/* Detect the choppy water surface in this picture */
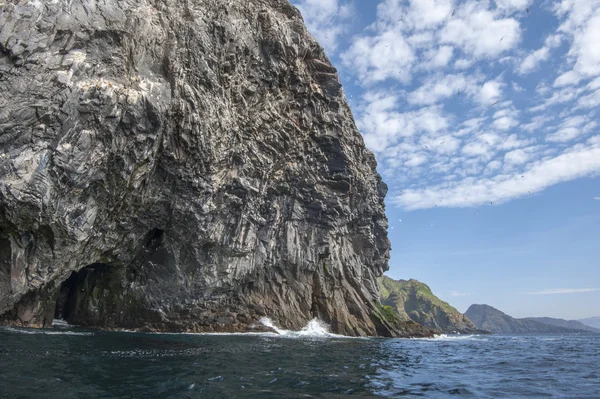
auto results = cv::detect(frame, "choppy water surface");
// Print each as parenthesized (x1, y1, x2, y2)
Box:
(0, 322, 598, 398)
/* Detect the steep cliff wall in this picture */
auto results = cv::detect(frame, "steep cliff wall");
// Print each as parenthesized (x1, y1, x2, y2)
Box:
(0, 0, 430, 337)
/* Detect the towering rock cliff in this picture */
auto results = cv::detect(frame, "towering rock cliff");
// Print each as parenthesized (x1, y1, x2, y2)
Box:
(0, 0, 430, 337)
(379, 277, 488, 334)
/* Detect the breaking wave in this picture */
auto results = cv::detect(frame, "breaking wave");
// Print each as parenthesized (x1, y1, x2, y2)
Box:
(51, 319, 75, 328)
(3, 318, 354, 339)
(414, 333, 488, 342)
(259, 317, 349, 339)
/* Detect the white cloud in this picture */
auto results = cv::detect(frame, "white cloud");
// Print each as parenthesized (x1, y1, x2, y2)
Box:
(551, 3, 600, 86)
(301, 0, 600, 212)
(521, 115, 554, 133)
(498, 133, 533, 151)
(376, 0, 454, 31)
(587, 77, 600, 91)
(357, 92, 450, 152)
(504, 147, 535, 165)
(518, 33, 563, 75)
(393, 137, 600, 210)
(512, 82, 525, 92)
(441, 2, 521, 58)
(554, 71, 581, 87)
(569, 10, 600, 77)
(485, 159, 502, 173)
(594, 196, 600, 200)
(545, 34, 563, 49)
(546, 127, 581, 142)
(518, 47, 550, 75)
(407, 32, 435, 48)
(408, 74, 479, 105)
(526, 288, 600, 295)
(494, 0, 532, 12)
(422, 46, 455, 70)
(450, 291, 475, 297)
(578, 88, 600, 108)
(454, 58, 473, 70)
(405, 153, 429, 167)
(494, 116, 518, 130)
(342, 29, 415, 84)
(546, 116, 597, 142)
(293, 0, 352, 54)
(478, 80, 503, 105)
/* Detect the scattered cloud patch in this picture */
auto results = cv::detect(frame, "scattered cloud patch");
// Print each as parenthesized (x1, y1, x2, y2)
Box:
(450, 291, 475, 297)
(341, 30, 415, 84)
(519, 47, 550, 75)
(292, 0, 353, 54)
(494, 0, 532, 13)
(440, 2, 522, 58)
(546, 115, 598, 143)
(393, 140, 600, 210)
(478, 80, 503, 105)
(299, 0, 600, 211)
(518, 34, 562, 75)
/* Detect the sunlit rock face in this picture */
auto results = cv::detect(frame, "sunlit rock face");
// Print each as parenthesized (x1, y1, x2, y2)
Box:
(0, 0, 430, 337)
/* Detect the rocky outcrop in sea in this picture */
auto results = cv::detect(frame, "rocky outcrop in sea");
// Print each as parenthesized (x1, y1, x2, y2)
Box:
(0, 0, 433, 337)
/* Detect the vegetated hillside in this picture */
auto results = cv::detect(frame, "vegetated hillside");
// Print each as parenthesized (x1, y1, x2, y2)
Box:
(379, 277, 488, 334)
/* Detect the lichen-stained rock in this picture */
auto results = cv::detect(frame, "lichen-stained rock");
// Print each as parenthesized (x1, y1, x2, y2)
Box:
(0, 0, 429, 337)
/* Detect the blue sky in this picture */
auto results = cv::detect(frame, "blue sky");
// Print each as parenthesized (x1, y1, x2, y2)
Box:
(292, 0, 600, 320)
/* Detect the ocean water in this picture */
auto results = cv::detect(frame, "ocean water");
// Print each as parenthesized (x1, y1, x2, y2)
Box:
(0, 320, 598, 398)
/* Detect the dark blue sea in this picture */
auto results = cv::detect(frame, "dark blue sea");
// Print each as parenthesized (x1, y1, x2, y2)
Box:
(1, 320, 598, 398)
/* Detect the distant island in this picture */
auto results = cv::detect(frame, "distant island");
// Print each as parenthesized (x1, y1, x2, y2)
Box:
(578, 316, 600, 330)
(465, 304, 600, 334)
(522, 317, 600, 334)
(379, 277, 489, 334)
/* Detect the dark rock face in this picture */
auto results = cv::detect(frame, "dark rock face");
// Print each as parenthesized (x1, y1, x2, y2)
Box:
(0, 0, 430, 337)
(465, 305, 594, 334)
(379, 277, 489, 334)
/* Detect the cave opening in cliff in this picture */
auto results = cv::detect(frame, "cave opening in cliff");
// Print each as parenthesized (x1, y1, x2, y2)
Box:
(54, 263, 111, 322)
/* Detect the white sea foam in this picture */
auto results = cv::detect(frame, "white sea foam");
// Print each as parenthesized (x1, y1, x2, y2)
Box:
(1, 326, 93, 336)
(1, 318, 352, 339)
(413, 333, 487, 342)
(51, 319, 75, 328)
(43, 330, 94, 336)
(146, 330, 280, 337)
(113, 319, 354, 339)
(259, 317, 348, 339)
